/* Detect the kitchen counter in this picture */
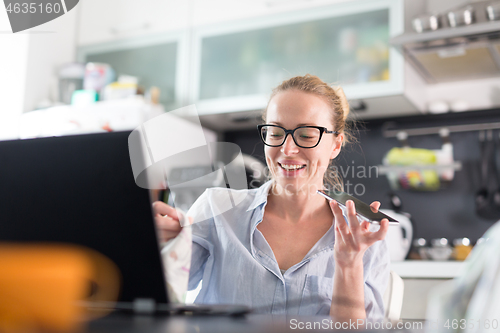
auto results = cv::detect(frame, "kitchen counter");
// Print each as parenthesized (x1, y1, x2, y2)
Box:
(391, 260, 464, 279)
(390, 261, 466, 320)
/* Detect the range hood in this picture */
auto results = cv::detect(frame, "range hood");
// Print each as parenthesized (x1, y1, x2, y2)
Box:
(391, 20, 500, 83)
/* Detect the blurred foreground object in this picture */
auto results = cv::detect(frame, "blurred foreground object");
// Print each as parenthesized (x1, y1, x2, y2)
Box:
(427, 222, 500, 333)
(0, 244, 120, 333)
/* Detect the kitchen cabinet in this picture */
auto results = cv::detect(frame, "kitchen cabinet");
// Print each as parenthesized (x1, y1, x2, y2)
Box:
(77, 0, 190, 46)
(191, 0, 412, 116)
(391, 260, 464, 320)
(76, 0, 426, 126)
(191, 0, 363, 29)
(77, 31, 189, 109)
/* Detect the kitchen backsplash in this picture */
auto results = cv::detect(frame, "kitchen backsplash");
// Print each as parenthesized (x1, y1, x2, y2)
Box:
(224, 108, 500, 243)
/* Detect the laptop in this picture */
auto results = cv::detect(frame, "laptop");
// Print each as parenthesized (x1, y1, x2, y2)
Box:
(0, 131, 168, 308)
(0, 131, 250, 316)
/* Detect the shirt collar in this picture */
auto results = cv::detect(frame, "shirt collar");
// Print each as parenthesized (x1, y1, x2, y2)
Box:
(246, 180, 274, 212)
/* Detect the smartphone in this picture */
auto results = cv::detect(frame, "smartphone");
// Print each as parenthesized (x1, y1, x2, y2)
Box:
(317, 190, 399, 225)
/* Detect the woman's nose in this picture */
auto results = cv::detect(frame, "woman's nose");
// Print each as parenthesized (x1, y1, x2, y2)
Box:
(281, 135, 299, 155)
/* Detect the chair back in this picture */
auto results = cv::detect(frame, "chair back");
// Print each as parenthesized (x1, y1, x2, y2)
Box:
(383, 270, 404, 322)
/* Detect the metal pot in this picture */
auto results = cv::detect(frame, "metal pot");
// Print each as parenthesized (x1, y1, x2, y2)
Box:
(412, 14, 441, 33)
(447, 5, 475, 27)
(487, 2, 500, 21)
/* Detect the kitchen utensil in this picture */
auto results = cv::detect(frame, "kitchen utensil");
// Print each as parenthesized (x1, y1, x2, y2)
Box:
(491, 133, 500, 213)
(447, 5, 475, 27)
(58, 63, 85, 105)
(428, 238, 453, 260)
(386, 192, 415, 261)
(388, 192, 403, 211)
(487, 2, 500, 21)
(475, 131, 500, 220)
(412, 13, 441, 33)
(413, 238, 430, 260)
(382, 209, 413, 261)
(84, 63, 115, 93)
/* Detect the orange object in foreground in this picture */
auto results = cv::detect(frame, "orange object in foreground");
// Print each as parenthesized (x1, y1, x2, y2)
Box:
(0, 244, 120, 333)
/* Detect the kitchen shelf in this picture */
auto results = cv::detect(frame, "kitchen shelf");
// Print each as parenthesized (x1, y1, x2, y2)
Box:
(391, 260, 464, 279)
(383, 121, 500, 138)
(391, 20, 500, 46)
(377, 162, 462, 174)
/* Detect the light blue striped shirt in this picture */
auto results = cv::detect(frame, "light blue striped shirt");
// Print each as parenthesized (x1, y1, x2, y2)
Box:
(187, 180, 390, 318)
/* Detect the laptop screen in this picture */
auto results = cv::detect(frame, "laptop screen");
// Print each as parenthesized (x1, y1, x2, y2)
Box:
(0, 131, 168, 304)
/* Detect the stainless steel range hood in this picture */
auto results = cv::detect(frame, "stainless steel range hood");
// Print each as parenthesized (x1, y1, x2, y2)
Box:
(391, 20, 500, 83)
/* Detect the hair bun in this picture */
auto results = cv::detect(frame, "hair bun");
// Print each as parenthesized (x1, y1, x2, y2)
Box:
(333, 86, 350, 121)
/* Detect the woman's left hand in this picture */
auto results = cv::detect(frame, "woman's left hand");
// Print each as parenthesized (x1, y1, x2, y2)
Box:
(330, 200, 389, 268)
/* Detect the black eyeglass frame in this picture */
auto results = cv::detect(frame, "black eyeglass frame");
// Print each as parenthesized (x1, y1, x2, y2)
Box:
(257, 124, 339, 149)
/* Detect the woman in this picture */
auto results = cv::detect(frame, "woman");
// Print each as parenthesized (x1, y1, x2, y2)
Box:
(154, 75, 390, 320)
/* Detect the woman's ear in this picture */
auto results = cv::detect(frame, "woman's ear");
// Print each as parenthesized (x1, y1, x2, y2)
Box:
(329, 133, 344, 159)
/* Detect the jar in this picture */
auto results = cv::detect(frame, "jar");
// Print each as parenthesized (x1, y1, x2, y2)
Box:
(428, 238, 453, 260)
(453, 238, 472, 261)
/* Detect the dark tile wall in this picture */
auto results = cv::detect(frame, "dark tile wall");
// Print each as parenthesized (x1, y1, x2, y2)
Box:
(224, 109, 500, 243)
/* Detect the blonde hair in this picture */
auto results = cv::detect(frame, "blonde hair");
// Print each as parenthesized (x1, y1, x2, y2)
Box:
(263, 74, 356, 191)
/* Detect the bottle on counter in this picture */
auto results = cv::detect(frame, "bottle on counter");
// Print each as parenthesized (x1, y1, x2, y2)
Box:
(453, 238, 472, 261)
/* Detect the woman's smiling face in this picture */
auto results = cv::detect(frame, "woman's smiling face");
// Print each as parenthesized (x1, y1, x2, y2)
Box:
(265, 89, 343, 194)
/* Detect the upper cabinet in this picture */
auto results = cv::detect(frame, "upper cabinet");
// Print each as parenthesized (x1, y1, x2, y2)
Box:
(78, 0, 190, 46)
(191, 0, 407, 115)
(77, 0, 423, 124)
(77, 31, 189, 110)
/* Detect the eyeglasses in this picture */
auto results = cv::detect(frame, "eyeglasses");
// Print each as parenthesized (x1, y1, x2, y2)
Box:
(257, 124, 338, 149)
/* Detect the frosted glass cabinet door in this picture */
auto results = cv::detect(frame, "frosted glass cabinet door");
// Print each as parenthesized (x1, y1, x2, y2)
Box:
(195, 2, 396, 106)
(86, 42, 178, 107)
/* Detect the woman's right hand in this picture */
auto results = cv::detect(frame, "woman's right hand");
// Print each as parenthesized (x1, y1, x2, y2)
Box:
(153, 201, 183, 243)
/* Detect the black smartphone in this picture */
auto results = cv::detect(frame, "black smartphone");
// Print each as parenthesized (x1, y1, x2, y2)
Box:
(317, 190, 399, 225)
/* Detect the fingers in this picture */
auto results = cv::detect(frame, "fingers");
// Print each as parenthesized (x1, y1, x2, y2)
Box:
(152, 201, 179, 221)
(370, 201, 381, 213)
(155, 214, 182, 229)
(155, 213, 182, 243)
(345, 200, 360, 233)
(330, 201, 348, 234)
(159, 229, 182, 242)
(369, 218, 389, 242)
(330, 201, 355, 247)
(360, 220, 371, 232)
(333, 217, 344, 248)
